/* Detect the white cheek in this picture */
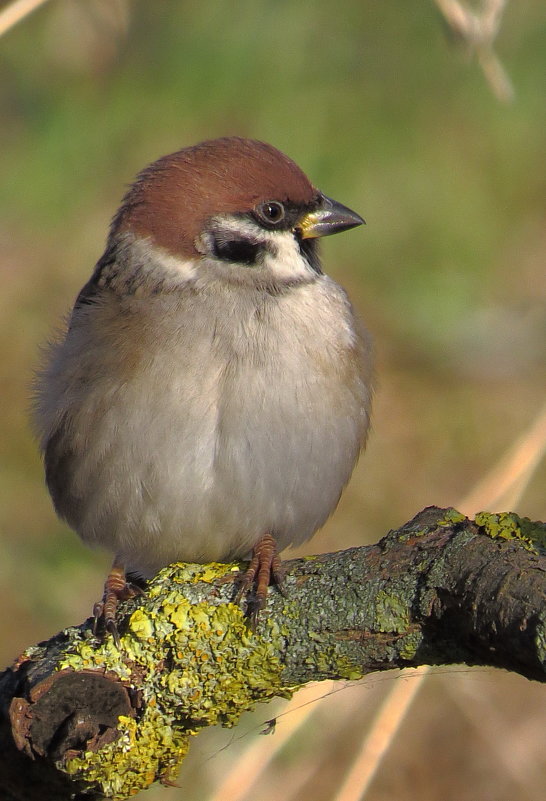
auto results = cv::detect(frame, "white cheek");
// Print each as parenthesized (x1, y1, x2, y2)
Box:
(202, 217, 314, 281)
(261, 231, 312, 280)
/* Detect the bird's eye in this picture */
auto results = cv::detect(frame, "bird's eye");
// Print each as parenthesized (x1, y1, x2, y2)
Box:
(255, 201, 285, 226)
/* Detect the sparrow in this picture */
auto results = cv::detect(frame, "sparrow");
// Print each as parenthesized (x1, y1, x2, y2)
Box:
(34, 137, 373, 644)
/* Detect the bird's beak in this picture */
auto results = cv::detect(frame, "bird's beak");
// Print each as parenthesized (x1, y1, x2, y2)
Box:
(297, 196, 365, 239)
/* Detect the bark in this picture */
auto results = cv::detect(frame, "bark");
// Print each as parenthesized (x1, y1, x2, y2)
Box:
(1, 506, 546, 801)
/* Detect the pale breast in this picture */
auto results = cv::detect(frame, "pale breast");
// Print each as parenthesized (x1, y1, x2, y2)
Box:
(38, 277, 372, 575)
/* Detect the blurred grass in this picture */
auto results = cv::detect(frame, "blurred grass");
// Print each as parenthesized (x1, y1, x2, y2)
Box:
(0, 1, 545, 800)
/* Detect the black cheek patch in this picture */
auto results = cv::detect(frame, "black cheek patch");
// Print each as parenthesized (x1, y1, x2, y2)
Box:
(212, 236, 265, 266)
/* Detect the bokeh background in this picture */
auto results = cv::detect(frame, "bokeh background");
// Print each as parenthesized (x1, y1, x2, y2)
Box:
(1, 1, 545, 800)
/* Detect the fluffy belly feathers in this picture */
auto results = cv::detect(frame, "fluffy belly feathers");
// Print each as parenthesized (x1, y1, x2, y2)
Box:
(40, 282, 370, 575)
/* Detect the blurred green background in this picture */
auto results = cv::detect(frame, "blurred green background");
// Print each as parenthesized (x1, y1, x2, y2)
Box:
(1, 2, 545, 800)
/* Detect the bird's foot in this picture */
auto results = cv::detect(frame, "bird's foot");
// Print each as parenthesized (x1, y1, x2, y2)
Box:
(235, 533, 286, 629)
(92, 558, 145, 647)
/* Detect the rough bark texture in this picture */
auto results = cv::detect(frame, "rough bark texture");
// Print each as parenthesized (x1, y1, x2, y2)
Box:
(1, 506, 546, 800)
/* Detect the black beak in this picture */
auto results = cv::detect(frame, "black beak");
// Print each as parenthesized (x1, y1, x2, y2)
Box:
(296, 195, 365, 239)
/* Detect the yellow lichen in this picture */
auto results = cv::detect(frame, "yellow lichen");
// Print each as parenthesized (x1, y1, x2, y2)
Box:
(164, 561, 237, 585)
(129, 609, 154, 639)
(438, 508, 466, 527)
(474, 511, 546, 554)
(64, 708, 190, 799)
(58, 562, 293, 798)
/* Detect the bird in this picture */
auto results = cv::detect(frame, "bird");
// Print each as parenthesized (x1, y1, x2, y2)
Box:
(34, 137, 373, 644)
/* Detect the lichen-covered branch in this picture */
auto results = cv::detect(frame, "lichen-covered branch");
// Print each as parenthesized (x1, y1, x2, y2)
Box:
(1, 506, 546, 801)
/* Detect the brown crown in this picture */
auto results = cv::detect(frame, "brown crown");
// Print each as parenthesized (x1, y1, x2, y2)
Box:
(112, 137, 317, 259)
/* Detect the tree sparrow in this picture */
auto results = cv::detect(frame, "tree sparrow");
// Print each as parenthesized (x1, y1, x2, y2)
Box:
(35, 137, 373, 643)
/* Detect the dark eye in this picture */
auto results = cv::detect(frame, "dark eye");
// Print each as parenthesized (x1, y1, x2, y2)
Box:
(255, 201, 285, 226)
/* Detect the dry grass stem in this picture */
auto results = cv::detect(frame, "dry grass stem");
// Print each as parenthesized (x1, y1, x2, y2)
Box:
(460, 399, 546, 515)
(334, 400, 546, 800)
(269, 685, 368, 801)
(0, 0, 50, 37)
(476, 46, 514, 102)
(332, 670, 426, 801)
(205, 683, 330, 801)
(444, 675, 546, 801)
(434, 0, 514, 101)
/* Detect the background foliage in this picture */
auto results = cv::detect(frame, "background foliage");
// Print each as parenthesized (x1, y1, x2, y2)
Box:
(0, 2, 545, 800)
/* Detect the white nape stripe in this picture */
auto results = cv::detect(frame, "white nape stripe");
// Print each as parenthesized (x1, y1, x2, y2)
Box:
(151, 246, 199, 281)
(129, 236, 199, 285)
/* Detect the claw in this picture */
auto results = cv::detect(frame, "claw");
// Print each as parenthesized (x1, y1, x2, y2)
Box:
(105, 618, 122, 650)
(92, 557, 144, 647)
(92, 600, 104, 635)
(235, 533, 286, 627)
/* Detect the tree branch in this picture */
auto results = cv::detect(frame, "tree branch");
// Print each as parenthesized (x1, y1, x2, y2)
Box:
(1, 506, 546, 800)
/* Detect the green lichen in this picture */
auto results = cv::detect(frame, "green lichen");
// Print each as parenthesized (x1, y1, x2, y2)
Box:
(519, 518, 546, 551)
(308, 630, 328, 643)
(475, 511, 546, 554)
(58, 562, 294, 799)
(374, 590, 410, 633)
(304, 642, 363, 681)
(332, 655, 364, 682)
(398, 629, 424, 661)
(535, 611, 546, 668)
(397, 507, 465, 543)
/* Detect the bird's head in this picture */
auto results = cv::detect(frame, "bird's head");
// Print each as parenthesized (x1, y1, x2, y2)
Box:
(110, 137, 364, 290)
